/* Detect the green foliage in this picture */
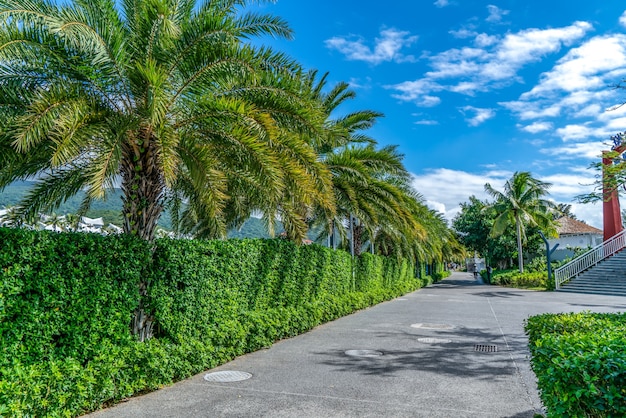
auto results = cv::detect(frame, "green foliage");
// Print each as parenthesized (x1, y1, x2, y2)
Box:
(487, 268, 547, 289)
(0, 227, 153, 416)
(0, 229, 423, 417)
(525, 313, 626, 417)
(484, 171, 556, 273)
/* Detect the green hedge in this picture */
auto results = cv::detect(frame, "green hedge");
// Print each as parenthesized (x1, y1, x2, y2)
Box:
(525, 312, 626, 417)
(486, 269, 547, 289)
(0, 228, 152, 416)
(0, 229, 429, 417)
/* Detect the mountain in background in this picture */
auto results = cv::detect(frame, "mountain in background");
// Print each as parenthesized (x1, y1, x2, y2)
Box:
(0, 181, 317, 240)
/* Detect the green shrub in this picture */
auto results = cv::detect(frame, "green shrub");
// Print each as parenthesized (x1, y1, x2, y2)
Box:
(0, 228, 153, 417)
(489, 269, 547, 289)
(0, 229, 424, 417)
(525, 313, 626, 417)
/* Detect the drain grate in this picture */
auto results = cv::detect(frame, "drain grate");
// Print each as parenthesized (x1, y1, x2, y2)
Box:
(203, 371, 252, 382)
(474, 344, 498, 352)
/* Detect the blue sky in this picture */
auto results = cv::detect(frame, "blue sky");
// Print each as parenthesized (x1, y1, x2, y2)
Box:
(252, 1, 626, 229)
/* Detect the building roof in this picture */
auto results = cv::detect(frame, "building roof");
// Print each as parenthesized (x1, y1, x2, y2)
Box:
(556, 216, 602, 235)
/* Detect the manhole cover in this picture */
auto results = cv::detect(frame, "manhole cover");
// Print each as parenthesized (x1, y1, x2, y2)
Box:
(203, 371, 252, 382)
(345, 349, 384, 358)
(418, 337, 452, 343)
(474, 344, 498, 352)
(410, 323, 454, 330)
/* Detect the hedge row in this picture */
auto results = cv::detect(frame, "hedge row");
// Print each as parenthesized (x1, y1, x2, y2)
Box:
(525, 312, 626, 417)
(0, 228, 438, 417)
(487, 269, 547, 289)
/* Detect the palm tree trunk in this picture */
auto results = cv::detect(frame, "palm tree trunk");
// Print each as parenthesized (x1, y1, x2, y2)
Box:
(120, 131, 165, 341)
(516, 218, 524, 273)
(120, 133, 165, 241)
(353, 219, 363, 257)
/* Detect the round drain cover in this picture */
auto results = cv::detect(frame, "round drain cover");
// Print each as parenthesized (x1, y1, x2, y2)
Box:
(418, 337, 452, 343)
(203, 371, 252, 382)
(410, 323, 454, 330)
(345, 349, 384, 357)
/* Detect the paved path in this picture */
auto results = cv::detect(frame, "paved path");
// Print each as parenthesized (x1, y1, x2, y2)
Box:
(89, 272, 626, 417)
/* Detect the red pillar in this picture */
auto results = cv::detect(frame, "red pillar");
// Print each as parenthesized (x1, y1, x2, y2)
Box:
(603, 148, 625, 241)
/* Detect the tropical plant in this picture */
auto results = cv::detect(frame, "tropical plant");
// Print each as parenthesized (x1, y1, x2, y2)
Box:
(0, 0, 331, 243)
(0, 0, 338, 340)
(484, 172, 556, 273)
(300, 72, 444, 259)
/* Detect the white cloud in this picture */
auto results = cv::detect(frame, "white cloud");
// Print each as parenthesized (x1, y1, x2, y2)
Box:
(411, 168, 510, 220)
(389, 22, 592, 104)
(411, 168, 603, 227)
(460, 106, 495, 126)
(541, 140, 608, 159)
(620, 11, 626, 28)
(500, 100, 562, 120)
(325, 28, 417, 65)
(553, 123, 616, 142)
(347, 77, 372, 90)
(486, 5, 509, 23)
(449, 28, 478, 39)
(520, 121, 553, 133)
(415, 119, 439, 125)
(434, 0, 449, 8)
(475, 33, 498, 47)
(522, 34, 626, 99)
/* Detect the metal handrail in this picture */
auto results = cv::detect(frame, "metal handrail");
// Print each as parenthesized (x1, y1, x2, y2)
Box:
(554, 229, 626, 289)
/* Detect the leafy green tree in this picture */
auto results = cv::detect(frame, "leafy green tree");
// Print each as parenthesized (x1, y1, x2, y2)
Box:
(0, 0, 330, 243)
(453, 196, 519, 268)
(485, 172, 556, 273)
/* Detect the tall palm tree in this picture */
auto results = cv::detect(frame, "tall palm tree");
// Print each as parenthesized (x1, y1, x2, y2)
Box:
(485, 172, 556, 273)
(0, 0, 330, 243)
(0, 0, 334, 341)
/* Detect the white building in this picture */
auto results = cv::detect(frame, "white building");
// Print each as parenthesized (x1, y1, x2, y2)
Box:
(548, 217, 603, 261)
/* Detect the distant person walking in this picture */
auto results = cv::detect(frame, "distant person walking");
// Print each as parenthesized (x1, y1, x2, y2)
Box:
(473, 263, 479, 279)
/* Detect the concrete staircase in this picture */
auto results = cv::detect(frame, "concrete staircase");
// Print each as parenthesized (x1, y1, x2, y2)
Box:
(559, 250, 626, 296)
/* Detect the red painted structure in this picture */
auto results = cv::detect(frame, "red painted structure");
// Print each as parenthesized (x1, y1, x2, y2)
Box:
(603, 141, 626, 241)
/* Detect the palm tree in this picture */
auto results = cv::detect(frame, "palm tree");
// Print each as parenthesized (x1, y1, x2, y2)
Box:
(485, 172, 556, 273)
(46, 212, 64, 232)
(554, 203, 577, 220)
(0, 0, 333, 341)
(0, 0, 329, 242)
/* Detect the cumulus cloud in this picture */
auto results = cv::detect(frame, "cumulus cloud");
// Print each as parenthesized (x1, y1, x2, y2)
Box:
(388, 21, 592, 105)
(460, 106, 495, 126)
(325, 28, 417, 65)
(520, 121, 553, 133)
(486, 5, 509, 23)
(522, 34, 626, 99)
(434, 0, 449, 7)
(411, 168, 603, 227)
(541, 140, 608, 159)
(410, 168, 510, 220)
(620, 11, 626, 28)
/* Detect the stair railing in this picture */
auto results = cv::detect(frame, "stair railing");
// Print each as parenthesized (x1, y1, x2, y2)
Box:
(554, 229, 626, 289)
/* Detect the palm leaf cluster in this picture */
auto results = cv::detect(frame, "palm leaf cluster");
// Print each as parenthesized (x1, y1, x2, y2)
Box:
(304, 72, 461, 261)
(0, 0, 460, 262)
(485, 171, 556, 273)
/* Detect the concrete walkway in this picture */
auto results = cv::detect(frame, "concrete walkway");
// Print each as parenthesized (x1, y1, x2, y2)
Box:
(89, 272, 626, 417)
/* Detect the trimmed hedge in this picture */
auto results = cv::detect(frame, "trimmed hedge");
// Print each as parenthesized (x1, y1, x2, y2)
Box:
(0, 229, 433, 417)
(525, 312, 626, 417)
(486, 269, 547, 289)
